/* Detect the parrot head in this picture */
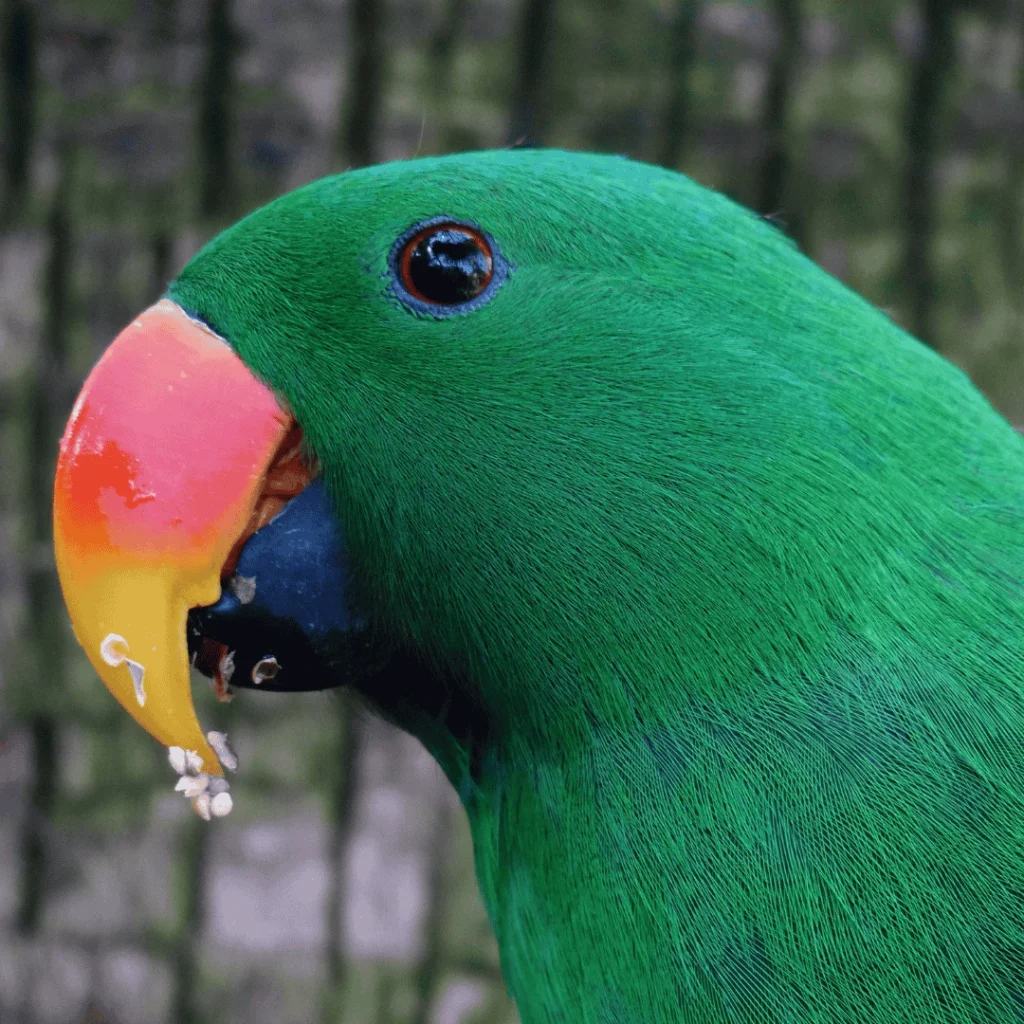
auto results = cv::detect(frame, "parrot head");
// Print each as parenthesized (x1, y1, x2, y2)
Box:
(52, 149, 1024, 1020)
(53, 147, 1014, 777)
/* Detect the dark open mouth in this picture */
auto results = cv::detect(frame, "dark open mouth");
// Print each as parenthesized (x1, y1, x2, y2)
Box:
(186, 426, 361, 696)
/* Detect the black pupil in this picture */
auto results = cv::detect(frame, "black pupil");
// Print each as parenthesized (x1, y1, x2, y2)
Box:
(408, 228, 490, 304)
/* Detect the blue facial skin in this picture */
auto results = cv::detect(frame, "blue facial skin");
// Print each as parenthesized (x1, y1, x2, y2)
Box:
(188, 478, 365, 692)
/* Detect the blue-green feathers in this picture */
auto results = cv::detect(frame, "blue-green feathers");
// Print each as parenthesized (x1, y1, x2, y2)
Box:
(171, 149, 1024, 1023)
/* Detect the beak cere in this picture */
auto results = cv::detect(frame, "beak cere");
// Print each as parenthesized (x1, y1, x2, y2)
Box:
(53, 299, 309, 776)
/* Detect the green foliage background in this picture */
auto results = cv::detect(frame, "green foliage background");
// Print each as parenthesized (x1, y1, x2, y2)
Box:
(0, 0, 1021, 1022)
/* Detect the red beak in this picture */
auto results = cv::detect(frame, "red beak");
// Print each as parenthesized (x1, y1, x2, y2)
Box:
(53, 299, 307, 775)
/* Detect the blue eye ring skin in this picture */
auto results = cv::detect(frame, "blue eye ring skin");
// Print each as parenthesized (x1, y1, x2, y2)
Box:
(388, 216, 511, 317)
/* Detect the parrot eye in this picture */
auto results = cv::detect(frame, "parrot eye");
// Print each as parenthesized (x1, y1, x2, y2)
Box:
(389, 217, 509, 316)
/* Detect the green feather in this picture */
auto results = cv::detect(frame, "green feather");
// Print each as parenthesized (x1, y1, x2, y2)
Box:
(170, 149, 1024, 1023)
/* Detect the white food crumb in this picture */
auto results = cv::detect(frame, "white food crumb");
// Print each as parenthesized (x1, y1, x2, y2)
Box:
(175, 773, 210, 799)
(251, 656, 280, 685)
(206, 730, 238, 772)
(192, 792, 212, 821)
(218, 649, 235, 686)
(100, 633, 129, 666)
(126, 659, 146, 707)
(229, 574, 257, 605)
(210, 792, 233, 817)
(168, 742, 235, 821)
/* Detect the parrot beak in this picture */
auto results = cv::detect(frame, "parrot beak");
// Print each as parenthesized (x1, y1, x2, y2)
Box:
(53, 299, 314, 775)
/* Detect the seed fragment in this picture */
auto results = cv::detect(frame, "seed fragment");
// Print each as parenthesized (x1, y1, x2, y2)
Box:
(229, 574, 257, 605)
(210, 792, 233, 817)
(206, 730, 239, 772)
(175, 773, 210, 799)
(218, 649, 236, 686)
(192, 792, 212, 821)
(125, 660, 146, 706)
(167, 740, 234, 821)
(99, 633, 147, 706)
(100, 634, 129, 666)
(213, 648, 235, 703)
(252, 655, 280, 685)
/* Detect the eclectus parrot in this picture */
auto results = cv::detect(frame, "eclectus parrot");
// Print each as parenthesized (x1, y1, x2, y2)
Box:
(53, 150, 1024, 1023)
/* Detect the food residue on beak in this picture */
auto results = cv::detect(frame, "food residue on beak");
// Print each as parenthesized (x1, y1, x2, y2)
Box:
(216, 648, 236, 702)
(99, 633, 147, 708)
(229, 574, 257, 604)
(251, 655, 280, 685)
(168, 733, 237, 819)
(207, 729, 239, 772)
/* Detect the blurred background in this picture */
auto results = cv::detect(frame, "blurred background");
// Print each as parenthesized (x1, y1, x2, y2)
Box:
(0, 0, 1022, 1022)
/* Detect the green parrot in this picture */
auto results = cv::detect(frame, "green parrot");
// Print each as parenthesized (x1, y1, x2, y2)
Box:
(52, 149, 1024, 1023)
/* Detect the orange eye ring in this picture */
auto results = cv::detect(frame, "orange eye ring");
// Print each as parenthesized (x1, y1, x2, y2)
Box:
(390, 218, 509, 315)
